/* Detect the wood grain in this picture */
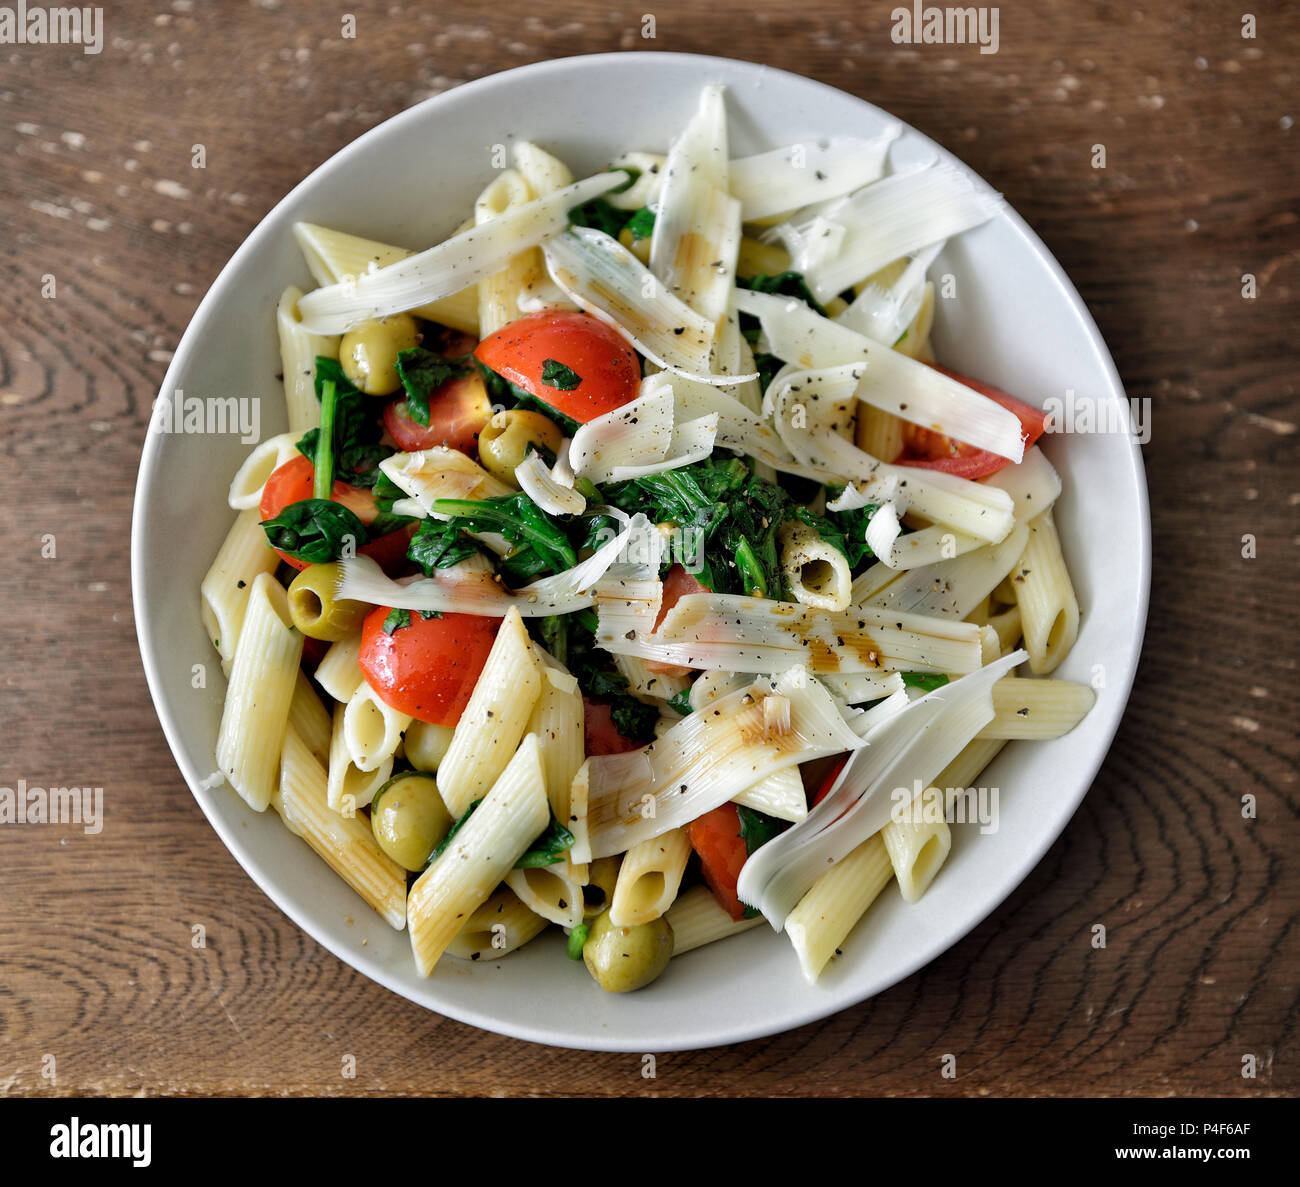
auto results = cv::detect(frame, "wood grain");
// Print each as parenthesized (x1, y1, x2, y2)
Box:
(0, 0, 1296, 1097)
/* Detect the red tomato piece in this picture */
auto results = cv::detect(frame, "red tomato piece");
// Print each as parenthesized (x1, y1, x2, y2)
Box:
(474, 310, 640, 423)
(811, 755, 849, 809)
(894, 365, 1048, 480)
(582, 697, 644, 756)
(687, 803, 752, 922)
(358, 606, 501, 726)
(259, 454, 410, 573)
(382, 372, 493, 455)
(643, 564, 709, 676)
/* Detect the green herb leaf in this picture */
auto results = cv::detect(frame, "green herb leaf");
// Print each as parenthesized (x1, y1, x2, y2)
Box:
(515, 816, 576, 868)
(567, 196, 629, 238)
(260, 499, 369, 564)
(901, 671, 950, 692)
(668, 688, 694, 717)
(396, 346, 471, 426)
(566, 922, 590, 960)
(624, 205, 656, 241)
(737, 805, 786, 857)
(381, 608, 411, 635)
(541, 358, 583, 391)
(314, 379, 338, 499)
(610, 696, 660, 743)
(407, 517, 483, 575)
(428, 799, 481, 864)
(427, 493, 578, 585)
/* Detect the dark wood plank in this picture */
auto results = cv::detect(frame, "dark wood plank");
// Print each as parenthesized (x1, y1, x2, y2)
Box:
(0, 0, 1296, 1096)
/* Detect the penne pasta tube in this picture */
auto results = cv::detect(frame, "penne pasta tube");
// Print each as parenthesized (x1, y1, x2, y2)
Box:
(883, 786, 952, 902)
(343, 681, 412, 773)
(215, 572, 302, 812)
(276, 285, 339, 434)
(475, 169, 547, 337)
(988, 604, 1023, 656)
(733, 765, 808, 823)
(613, 654, 692, 703)
(437, 608, 544, 816)
(526, 662, 585, 824)
(1011, 507, 1080, 675)
(505, 857, 585, 930)
(228, 432, 301, 511)
(854, 403, 905, 464)
(444, 885, 550, 961)
(314, 629, 364, 703)
(609, 827, 692, 927)
(326, 700, 392, 813)
(289, 671, 332, 769)
(975, 676, 1096, 740)
(784, 833, 894, 983)
(293, 222, 479, 335)
(666, 885, 766, 955)
(272, 725, 407, 930)
(407, 734, 551, 976)
(780, 519, 852, 612)
(200, 508, 280, 670)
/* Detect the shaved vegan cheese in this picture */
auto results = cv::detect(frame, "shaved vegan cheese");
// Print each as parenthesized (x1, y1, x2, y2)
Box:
(598, 591, 984, 676)
(544, 227, 753, 386)
(736, 288, 1025, 462)
(516, 448, 586, 517)
(379, 448, 511, 515)
(583, 666, 865, 858)
(729, 129, 900, 222)
(336, 514, 660, 618)
(772, 160, 1004, 303)
(836, 241, 944, 344)
(736, 650, 1026, 927)
(296, 171, 627, 333)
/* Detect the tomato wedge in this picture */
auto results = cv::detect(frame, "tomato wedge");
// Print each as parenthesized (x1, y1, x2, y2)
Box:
(382, 372, 493, 455)
(642, 564, 710, 677)
(894, 365, 1047, 480)
(259, 454, 413, 573)
(582, 696, 644, 756)
(687, 804, 752, 922)
(358, 605, 501, 726)
(474, 310, 640, 423)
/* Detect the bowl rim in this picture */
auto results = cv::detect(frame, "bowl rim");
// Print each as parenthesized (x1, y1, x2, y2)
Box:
(131, 50, 1151, 1052)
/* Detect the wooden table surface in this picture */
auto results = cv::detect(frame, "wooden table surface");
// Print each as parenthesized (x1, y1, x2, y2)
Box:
(1, 0, 1296, 1097)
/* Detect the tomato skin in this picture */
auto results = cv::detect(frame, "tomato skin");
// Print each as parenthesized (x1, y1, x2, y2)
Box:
(811, 755, 849, 809)
(687, 804, 752, 922)
(259, 454, 411, 574)
(382, 372, 493, 454)
(358, 606, 501, 726)
(894, 366, 1048, 480)
(474, 311, 640, 423)
(643, 564, 708, 676)
(582, 697, 644, 756)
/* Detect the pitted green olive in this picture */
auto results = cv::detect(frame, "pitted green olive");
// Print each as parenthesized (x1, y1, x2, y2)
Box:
(582, 909, 673, 993)
(369, 771, 450, 871)
(286, 563, 370, 641)
(476, 410, 564, 485)
(340, 314, 419, 395)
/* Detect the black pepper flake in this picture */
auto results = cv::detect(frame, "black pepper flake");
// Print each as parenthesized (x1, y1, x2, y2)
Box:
(236, 579, 246, 589)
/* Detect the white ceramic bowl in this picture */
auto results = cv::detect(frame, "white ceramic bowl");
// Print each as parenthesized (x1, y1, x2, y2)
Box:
(133, 52, 1150, 1051)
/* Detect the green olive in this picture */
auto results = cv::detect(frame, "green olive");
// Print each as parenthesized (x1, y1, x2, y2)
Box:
(339, 314, 419, 395)
(286, 563, 370, 641)
(369, 772, 451, 871)
(582, 855, 622, 920)
(404, 719, 455, 773)
(477, 410, 564, 486)
(582, 910, 673, 993)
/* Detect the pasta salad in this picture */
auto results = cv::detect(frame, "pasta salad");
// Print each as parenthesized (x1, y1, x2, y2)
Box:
(201, 85, 1093, 993)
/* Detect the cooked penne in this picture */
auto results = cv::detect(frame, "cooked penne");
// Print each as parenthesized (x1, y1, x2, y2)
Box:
(228, 431, 301, 511)
(445, 885, 550, 961)
(200, 508, 280, 670)
(407, 734, 551, 976)
(784, 833, 894, 983)
(666, 885, 766, 955)
(733, 765, 808, 823)
(272, 725, 407, 929)
(609, 827, 692, 927)
(1011, 507, 1080, 675)
(215, 572, 303, 811)
(276, 285, 339, 434)
(437, 608, 544, 816)
(326, 700, 392, 813)
(342, 681, 412, 773)
(505, 858, 585, 930)
(780, 519, 852, 612)
(314, 629, 364, 703)
(883, 787, 952, 902)
(976, 676, 1096, 740)
(289, 671, 332, 769)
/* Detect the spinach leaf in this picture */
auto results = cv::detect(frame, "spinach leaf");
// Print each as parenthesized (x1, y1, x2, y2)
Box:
(297, 356, 394, 489)
(610, 696, 659, 743)
(736, 270, 830, 318)
(624, 205, 655, 241)
(475, 360, 583, 436)
(566, 922, 590, 960)
(260, 499, 368, 564)
(427, 493, 577, 585)
(568, 196, 629, 238)
(901, 671, 950, 692)
(429, 799, 481, 864)
(515, 816, 577, 868)
(406, 517, 483, 575)
(395, 346, 471, 426)
(381, 608, 411, 635)
(668, 687, 694, 717)
(822, 491, 879, 568)
(737, 804, 787, 856)
(541, 359, 582, 391)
